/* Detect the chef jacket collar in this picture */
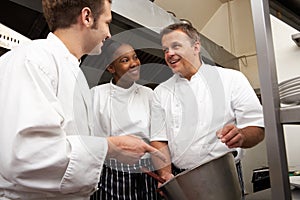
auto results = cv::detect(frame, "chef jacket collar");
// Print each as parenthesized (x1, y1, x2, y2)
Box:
(175, 61, 207, 82)
(47, 32, 80, 66)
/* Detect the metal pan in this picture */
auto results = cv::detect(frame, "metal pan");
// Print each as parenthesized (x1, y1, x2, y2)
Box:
(158, 153, 242, 200)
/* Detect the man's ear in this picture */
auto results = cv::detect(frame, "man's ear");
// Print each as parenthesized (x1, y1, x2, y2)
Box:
(107, 64, 115, 74)
(194, 41, 201, 54)
(80, 7, 94, 27)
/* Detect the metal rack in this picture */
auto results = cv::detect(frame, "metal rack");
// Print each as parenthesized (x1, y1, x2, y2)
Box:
(250, 0, 299, 199)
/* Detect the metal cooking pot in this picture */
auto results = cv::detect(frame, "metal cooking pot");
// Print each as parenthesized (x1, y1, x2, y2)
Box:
(158, 153, 242, 200)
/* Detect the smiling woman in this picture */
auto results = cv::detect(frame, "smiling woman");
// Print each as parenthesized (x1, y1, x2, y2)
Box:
(104, 40, 142, 88)
(90, 39, 160, 200)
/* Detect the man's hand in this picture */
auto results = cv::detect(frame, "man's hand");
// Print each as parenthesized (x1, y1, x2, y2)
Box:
(158, 172, 173, 186)
(150, 141, 174, 197)
(106, 135, 166, 164)
(216, 124, 243, 148)
(157, 172, 174, 197)
(216, 124, 265, 148)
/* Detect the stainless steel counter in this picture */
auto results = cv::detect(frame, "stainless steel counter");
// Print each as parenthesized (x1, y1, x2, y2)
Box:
(245, 188, 300, 200)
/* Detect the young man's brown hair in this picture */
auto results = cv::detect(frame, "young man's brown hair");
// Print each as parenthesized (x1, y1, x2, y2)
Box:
(42, 0, 111, 31)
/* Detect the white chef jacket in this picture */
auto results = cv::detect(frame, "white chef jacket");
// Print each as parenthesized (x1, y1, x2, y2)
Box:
(150, 63, 264, 169)
(0, 33, 107, 199)
(92, 81, 153, 142)
(91, 81, 156, 199)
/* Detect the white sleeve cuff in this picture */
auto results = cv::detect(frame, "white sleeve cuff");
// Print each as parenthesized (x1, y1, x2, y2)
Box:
(61, 135, 107, 195)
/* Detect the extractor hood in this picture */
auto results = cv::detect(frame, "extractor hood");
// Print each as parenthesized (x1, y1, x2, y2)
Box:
(1, 0, 239, 87)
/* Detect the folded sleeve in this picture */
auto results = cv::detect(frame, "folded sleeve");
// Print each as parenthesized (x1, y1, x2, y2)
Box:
(231, 71, 264, 128)
(150, 89, 168, 142)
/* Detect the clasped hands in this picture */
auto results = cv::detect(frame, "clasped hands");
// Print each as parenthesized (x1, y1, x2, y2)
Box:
(107, 135, 166, 164)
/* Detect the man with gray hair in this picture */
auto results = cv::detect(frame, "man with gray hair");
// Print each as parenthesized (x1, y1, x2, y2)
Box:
(150, 23, 265, 197)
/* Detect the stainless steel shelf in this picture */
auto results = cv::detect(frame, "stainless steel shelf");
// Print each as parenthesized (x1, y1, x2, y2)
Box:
(281, 105, 300, 124)
(251, 0, 293, 199)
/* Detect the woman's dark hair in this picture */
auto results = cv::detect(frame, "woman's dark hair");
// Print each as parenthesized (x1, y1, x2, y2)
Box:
(101, 39, 125, 68)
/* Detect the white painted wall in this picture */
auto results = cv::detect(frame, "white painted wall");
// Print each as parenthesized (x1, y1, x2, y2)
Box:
(270, 15, 300, 170)
(201, 3, 231, 52)
(201, 0, 261, 90)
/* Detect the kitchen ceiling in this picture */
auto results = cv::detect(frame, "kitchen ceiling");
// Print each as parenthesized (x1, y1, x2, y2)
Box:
(154, 0, 300, 31)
